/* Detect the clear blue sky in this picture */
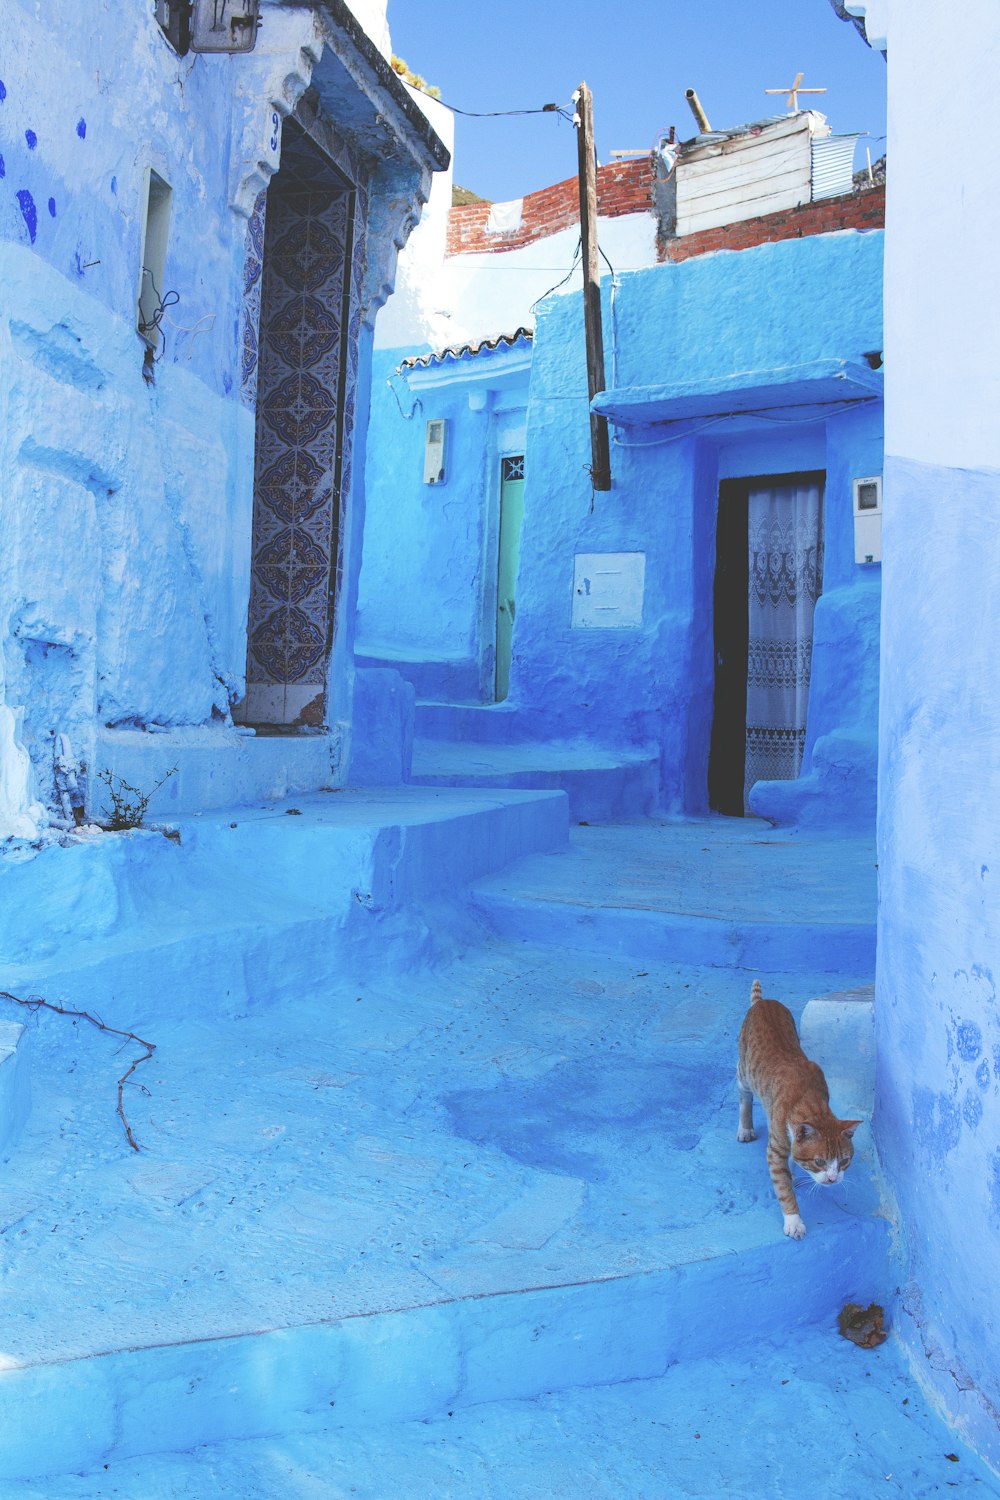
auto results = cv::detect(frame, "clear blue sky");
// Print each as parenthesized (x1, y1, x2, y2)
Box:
(386, 0, 886, 201)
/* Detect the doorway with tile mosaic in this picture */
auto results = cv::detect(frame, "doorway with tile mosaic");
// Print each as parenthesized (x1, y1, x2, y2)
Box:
(238, 120, 360, 727)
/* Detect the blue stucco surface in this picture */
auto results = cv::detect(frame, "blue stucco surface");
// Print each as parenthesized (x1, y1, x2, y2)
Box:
(877, 453, 1000, 1467)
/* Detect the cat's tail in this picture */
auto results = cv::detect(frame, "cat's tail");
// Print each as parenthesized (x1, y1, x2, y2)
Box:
(750, 979, 763, 1004)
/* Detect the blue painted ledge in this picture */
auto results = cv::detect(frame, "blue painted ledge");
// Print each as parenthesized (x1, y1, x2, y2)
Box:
(593, 358, 884, 427)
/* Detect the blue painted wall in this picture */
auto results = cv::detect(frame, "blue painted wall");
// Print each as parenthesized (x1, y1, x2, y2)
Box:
(0, 0, 438, 818)
(507, 230, 884, 819)
(358, 348, 529, 704)
(860, 1, 1000, 1461)
(359, 230, 883, 820)
(877, 454, 1000, 1461)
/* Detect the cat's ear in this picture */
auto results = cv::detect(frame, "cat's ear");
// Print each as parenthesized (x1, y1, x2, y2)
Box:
(840, 1120, 862, 1138)
(792, 1122, 816, 1142)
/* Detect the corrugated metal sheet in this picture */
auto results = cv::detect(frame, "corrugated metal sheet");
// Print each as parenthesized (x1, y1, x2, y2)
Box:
(676, 114, 816, 237)
(811, 135, 860, 200)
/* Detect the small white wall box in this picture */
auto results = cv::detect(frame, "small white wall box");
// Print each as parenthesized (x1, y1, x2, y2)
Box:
(852, 475, 882, 564)
(424, 419, 448, 485)
(572, 552, 646, 628)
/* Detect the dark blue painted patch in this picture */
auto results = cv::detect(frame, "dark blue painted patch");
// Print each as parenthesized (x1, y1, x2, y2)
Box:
(16, 190, 37, 244)
(446, 1056, 717, 1182)
(937, 1094, 962, 1154)
(977, 1058, 991, 1091)
(24, 129, 36, 150)
(76, 118, 86, 139)
(912, 1087, 936, 1150)
(956, 1020, 983, 1062)
(48, 197, 56, 218)
(0, 153, 5, 179)
(0, 81, 6, 102)
(110, 175, 117, 195)
(913, 1086, 963, 1157)
(963, 1090, 983, 1130)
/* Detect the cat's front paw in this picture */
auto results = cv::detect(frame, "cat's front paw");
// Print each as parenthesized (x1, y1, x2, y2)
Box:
(783, 1214, 807, 1240)
(737, 1127, 757, 1142)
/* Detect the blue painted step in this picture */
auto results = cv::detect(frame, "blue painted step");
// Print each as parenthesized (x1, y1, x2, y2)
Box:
(0, 786, 568, 1023)
(10, 1326, 998, 1498)
(470, 818, 877, 973)
(0, 941, 887, 1482)
(409, 738, 659, 821)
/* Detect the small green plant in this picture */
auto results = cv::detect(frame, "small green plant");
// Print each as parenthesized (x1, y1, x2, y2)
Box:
(97, 766, 177, 830)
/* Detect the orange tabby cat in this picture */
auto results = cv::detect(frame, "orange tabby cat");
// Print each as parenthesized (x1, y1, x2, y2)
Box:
(737, 979, 861, 1239)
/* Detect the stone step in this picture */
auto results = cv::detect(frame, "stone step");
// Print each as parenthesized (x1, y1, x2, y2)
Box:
(469, 819, 877, 974)
(0, 787, 568, 1024)
(12, 1325, 999, 1498)
(409, 738, 659, 821)
(0, 943, 886, 1482)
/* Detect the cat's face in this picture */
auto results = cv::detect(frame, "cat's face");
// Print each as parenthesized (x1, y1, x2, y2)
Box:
(790, 1121, 860, 1186)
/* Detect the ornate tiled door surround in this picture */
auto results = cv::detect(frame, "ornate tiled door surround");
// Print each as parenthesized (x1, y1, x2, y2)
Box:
(238, 118, 365, 727)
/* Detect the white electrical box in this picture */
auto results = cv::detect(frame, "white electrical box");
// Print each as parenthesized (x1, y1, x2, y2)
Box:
(572, 553, 646, 628)
(853, 475, 882, 564)
(423, 419, 448, 485)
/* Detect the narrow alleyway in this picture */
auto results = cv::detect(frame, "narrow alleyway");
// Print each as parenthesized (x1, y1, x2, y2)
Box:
(0, 791, 994, 1496)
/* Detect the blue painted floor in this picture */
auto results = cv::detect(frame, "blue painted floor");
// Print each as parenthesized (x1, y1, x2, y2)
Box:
(0, 802, 993, 1493)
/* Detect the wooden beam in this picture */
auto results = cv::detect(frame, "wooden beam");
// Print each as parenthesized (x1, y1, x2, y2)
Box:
(575, 81, 611, 492)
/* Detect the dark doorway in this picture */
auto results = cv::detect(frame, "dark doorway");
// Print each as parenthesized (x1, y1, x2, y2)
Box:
(708, 480, 749, 816)
(708, 470, 825, 816)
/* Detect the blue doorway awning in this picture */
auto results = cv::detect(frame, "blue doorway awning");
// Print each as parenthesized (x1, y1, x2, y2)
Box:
(592, 357, 883, 428)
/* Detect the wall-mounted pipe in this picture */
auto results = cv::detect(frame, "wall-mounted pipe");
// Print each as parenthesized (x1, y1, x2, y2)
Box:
(685, 88, 711, 133)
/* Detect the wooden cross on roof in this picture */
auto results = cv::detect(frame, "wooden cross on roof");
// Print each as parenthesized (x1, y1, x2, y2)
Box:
(765, 72, 827, 111)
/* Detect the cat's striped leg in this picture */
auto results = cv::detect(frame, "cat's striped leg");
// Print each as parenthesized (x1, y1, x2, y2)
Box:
(737, 1074, 756, 1142)
(766, 1133, 806, 1238)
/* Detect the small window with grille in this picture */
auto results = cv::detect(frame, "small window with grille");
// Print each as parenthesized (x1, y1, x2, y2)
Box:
(502, 455, 525, 483)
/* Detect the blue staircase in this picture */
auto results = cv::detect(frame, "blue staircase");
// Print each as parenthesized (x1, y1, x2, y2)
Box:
(0, 798, 994, 1496)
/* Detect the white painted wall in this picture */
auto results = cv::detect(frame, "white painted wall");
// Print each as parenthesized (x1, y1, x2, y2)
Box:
(881, 1, 1000, 469)
(340, 0, 391, 56)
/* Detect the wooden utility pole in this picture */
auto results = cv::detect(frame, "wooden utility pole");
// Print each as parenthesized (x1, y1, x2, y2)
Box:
(574, 81, 611, 492)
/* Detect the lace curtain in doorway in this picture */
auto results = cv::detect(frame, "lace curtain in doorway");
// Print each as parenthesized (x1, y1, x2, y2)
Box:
(744, 478, 824, 810)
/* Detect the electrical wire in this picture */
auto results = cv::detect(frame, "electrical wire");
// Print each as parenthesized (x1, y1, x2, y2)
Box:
(138, 267, 180, 360)
(387, 371, 422, 420)
(611, 415, 731, 448)
(529, 237, 582, 313)
(424, 95, 574, 123)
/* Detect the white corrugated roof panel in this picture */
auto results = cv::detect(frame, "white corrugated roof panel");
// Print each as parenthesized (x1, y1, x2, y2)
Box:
(811, 135, 861, 200)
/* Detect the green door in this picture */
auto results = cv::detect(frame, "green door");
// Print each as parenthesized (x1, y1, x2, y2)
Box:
(495, 454, 525, 701)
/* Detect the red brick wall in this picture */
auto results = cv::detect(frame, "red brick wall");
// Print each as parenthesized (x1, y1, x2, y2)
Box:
(661, 185, 885, 262)
(446, 157, 654, 257)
